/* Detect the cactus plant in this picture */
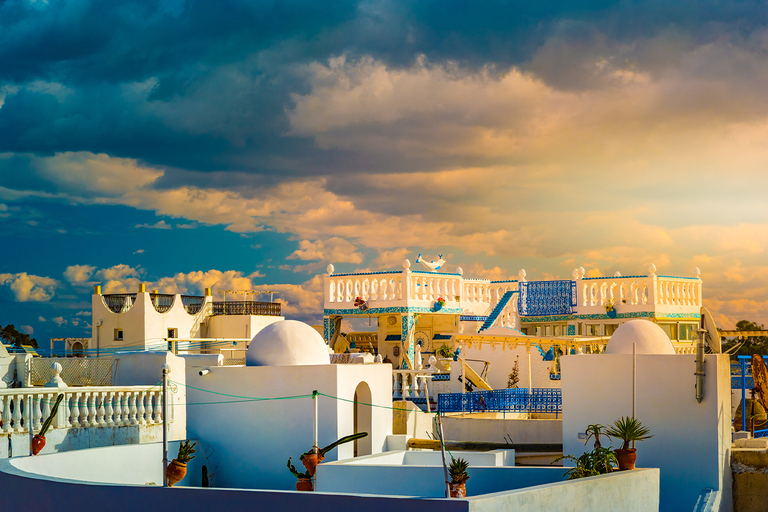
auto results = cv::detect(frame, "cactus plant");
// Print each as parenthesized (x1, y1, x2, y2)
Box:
(31, 394, 64, 456)
(175, 440, 197, 463)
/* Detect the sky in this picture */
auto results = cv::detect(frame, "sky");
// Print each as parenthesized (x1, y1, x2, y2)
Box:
(2, 0, 768, 344)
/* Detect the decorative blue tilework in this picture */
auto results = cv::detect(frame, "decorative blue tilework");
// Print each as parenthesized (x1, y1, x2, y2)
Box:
(433, 333, 452, 340)
(460, 315, 488, 322)
(385, 334, 402, 341)
(567, 324, 576, 336)
(518, 280, 577, 317)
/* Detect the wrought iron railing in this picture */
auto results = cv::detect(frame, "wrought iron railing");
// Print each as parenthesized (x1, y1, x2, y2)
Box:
(101, 294, 137, 314)
(211, 301, 281, 316)
(150, 293, 175, 313)
(732, 363, 754, 389)
(438, 388, 562, 417)
(181, 295, 205, 314)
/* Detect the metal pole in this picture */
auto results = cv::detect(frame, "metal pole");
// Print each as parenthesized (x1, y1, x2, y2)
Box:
(742, 358, 747, 432)
(162, 364, 169, 487)
(633, 342, 637, 419)
(313, 390, 318, 489)
(695, 328, 706, 403)
(461, 342, 467, 396)
(435, 414, 451, 498)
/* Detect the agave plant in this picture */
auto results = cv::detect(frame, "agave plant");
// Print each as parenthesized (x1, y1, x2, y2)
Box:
(175, 440, 197, 463)
(449, 457, 470, 484)
(605, 417, 652, 450)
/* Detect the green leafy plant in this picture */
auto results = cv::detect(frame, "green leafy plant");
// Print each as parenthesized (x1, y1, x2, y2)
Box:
(287, 457, 311, 479)
(552, 423, 617, 479)
(436, 344, 454, 358)
(449, 457, 470, 484)
(300, 432, 369, 461)
(605, 416, 652, 450)
(175, 440, 197, 463)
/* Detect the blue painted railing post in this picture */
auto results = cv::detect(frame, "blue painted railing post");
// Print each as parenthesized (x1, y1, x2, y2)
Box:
(742, 358, 747, 432)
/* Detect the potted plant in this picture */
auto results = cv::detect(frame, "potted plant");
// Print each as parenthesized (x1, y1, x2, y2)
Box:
(31, 394, 64, 455)
(298, 432, 369, 477)
(435, 344, 454, 371)
(433, 297, 446, 311)
(287, 457, 313, 491)
(166, 440, 196, 487)
(605, 299, 617, 318)
(448, 457, 470, 498)
(553, 423, 618, 479)
(605, 416, 652, 470)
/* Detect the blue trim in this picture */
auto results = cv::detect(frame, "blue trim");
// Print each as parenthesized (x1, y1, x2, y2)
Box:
(657, 275, 702, 280)
(581, 275, 647, 280)
(433, 334, 452, 340)
(479, 290, 515, 332)
(519, 311, 701, 322)
(410, 270, 462, 276)
(490, 280, 519, 284)
(385, 334, 401, 341)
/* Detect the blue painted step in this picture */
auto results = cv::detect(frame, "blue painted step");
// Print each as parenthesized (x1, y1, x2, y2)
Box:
(478, 291, 514, 332)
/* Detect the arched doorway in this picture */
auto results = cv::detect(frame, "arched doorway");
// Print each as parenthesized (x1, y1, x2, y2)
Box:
(71, 341, 84, 357)
(353, 381, 373, 457)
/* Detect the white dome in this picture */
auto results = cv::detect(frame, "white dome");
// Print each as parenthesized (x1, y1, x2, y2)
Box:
(246, 320, 331, 366)
(605, 320, 675, 355)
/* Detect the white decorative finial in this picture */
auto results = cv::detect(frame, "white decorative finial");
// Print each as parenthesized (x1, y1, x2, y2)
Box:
(695, 267, 701, 277)
(648, 263, 656, 275)
(614, 271, 621, 277)
(45, 362, 68, 388)
(403, 259, 411, 270)
(578, 266, 585, 278)
(518, 269, 526, 281)
(572, 268, 580, 279)
(456, 266, 463, 276)
(326, 263, 335, 274)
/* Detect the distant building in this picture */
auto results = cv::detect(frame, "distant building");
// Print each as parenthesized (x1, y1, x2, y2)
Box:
(91, 284, 283, 358)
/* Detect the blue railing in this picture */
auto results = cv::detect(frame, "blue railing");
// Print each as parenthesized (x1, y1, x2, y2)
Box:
(735, 355, 768, 432)
(437, 388, 562, 417)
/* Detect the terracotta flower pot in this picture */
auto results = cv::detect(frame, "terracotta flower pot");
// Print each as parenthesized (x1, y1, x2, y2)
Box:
(296, 477, 313, 492)
(166, 460, 187, 487)
(301, 452, 324, 476)
(31, 434, 46, 456)
(615, 448, 637, 470)
(449, 482, 466, 498)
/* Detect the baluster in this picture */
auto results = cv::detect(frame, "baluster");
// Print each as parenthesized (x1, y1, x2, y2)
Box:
(0, 396, 10, 434)
(30, 395, 42, 432)
(129, 392, 138, 425)
(70, 393, 81, 427)
(12, 396, 23, 433)
(87, 392, 98, 427)
(392, 373, 399, 399)
(115, 392, 125, 425)
(104, 391, 115, 426)
(403, 374, 411, 399)
(154, 391, 163, 424)
(122, 391, 131, 425)
(97, 392, 107, 426)
(61, 393, 71, 428)
(78, 392, 89, 427)
(0, 397, 4, 433)
(41, 393, 52, 431)
(137, 391, 147, 425)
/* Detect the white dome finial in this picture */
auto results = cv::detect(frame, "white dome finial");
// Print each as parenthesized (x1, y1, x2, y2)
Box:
(456, 266, 463, 276)
(694, 267, 701, 278)
(518, 269, 527, 281)
(326, 263, 335, 274)
(578, 266, 585, 278)
(648, 263, 656, 276)
(45, 361, 68, 388)
(572, 268, 580, 279)
(403, 259, 411, 270)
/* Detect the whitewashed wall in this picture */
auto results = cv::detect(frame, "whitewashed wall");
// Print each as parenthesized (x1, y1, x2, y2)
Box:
(184, 363, 392, 491)
(561, 353, 732, 512)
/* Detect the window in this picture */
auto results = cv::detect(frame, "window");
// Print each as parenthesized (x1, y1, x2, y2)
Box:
(114, 329, 123, 341)
(605, 324, 619, 336)
(585, 324, 600, 336)
(659, 323, 678, 341)
(679, 323, 698, 341)
(167, 328, 178, 339)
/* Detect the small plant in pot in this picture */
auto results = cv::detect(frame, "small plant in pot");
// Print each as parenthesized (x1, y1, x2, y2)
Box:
(31, 394, 64, 455)
(435, 344, 455, 371)
(299, 432, 369, 477)
(287, 457, 313, 491)
(448, 457, 470, 498)
(166, 440, 196, 487)
(605, 416, 652, 470)
(553, 423, 618, 479)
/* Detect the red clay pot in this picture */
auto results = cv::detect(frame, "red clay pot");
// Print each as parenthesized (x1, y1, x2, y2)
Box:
(615, 448, 637, 470)
(301, 452, 324, 476)
(449, 482, 466, 498)
(296, 477, 313, 491)
(166, 460, 187, 487)
(31, 435, 46, 456)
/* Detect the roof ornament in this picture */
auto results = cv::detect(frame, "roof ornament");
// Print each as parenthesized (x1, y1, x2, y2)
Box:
(416, 253, 445, 272)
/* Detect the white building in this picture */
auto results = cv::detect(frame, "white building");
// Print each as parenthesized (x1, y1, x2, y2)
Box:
(91, 284, 283, 358)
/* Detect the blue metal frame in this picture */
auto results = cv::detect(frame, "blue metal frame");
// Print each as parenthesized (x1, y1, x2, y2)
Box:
(734, 355, 768, 432)
(437, 388, 562, 418)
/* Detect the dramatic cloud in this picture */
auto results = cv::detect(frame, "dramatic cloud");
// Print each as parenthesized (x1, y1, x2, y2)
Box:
(0, 272, 58, 302)
(64, 265, 96, 285)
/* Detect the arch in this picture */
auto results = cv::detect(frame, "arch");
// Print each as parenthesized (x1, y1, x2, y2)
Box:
(353, 381, 373, 457)
(71, 341, 84, 357)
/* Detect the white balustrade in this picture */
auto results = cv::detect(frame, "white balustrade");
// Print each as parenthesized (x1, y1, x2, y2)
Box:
(392, 370, 434, 402)
(0, 386, 163, 435)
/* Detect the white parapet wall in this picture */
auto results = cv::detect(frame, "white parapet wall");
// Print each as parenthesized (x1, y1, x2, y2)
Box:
(561, 353, 732, 512)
